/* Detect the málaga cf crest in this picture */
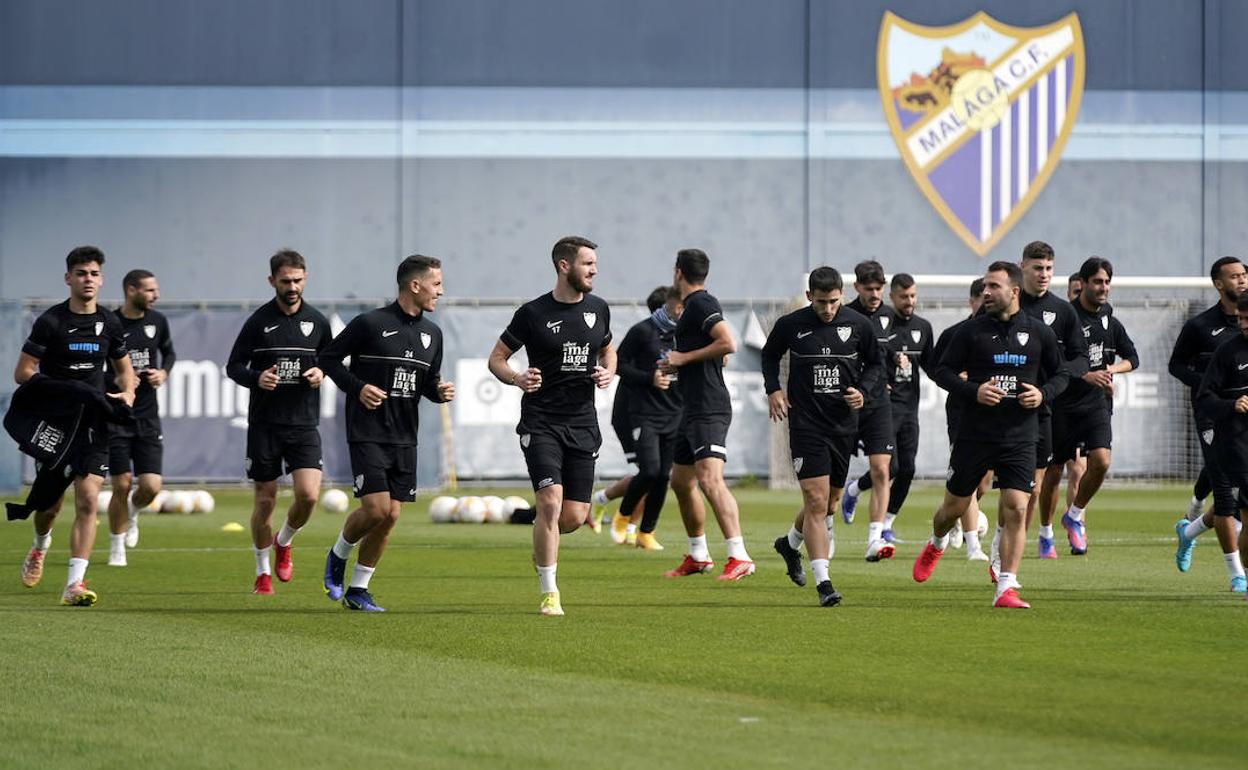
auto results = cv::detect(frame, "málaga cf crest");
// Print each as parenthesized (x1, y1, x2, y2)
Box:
(878, 12, 1084, 256)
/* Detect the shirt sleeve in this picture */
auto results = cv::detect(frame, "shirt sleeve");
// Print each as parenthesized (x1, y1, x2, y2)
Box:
(1038, 326, 1072, 403)
(1112, 318, 1140, 371)
(105, 315, 128, 360)
(857, 317, 885, 397)
(933, 323, 978, 402)
(421, 330, 446, 403)
(759, 315, 790, 395)
(319, 315, 368, 398)
(225, 315, 261, 388)
(699, 295, 724, 333)
(1060, 307, 1089, 377)
(500, 305, 530, 352)
(1196, 346, 1235, 420)
(21, 313, 56, 359)
(159, 316, 177, 372)
(616, 325, 654, 388)
(918, 320, 938, 379)
(600, 302, 613, 349)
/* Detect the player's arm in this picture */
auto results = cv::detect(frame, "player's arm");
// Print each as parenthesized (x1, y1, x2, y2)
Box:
(491, 308, 541, 392)
(108, 352, 138, 407)
(1167, 323, 1203, 388)
(856, 317, 885, 399)
(318, 317, 369, 397)
(148, 318, 175, 388)
(615, 327, 652, 388)
(932, 325, 978, 401)
(665, 320, 735, 368)
(918, 322, 939, 380)
(1108, 319, 1139, 375)
(1060, 309, 1090, 377)
(422, 336, 455, 403)
(1196, 350, 1240, 418)
(1035, 328, 1072, 405)
(225, 316, 266, 389)
(759, 316, 790, 420)
(592, 342, 616, 389)
(14, 352, 38, 385)
(15, 313, 56, 385)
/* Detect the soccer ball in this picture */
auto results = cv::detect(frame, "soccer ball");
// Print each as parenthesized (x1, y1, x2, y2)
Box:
(321, 488, 349, 514)
(97, 489, 113, 511)
(192, 490, 215, 514)
(502, 496, 530, 515)
(428, 495, 458, 523)
(977, 511, 990, 538)
(162, 490, 194, 514)
(482, 495, 507, 524)
(457, 496, 487, 524)
(142, 490, 168, 515)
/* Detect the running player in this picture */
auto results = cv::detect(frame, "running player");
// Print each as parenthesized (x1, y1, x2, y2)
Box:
(766, 267, 883, 605)
(1038, 257, 1138, 556)
(607, 285, 684, 550)
(1061, 271, 1087, 516)
(14, 246, 136, 605)
(661, 248, 755, 580)
(1016, 241, 1088, 560)
(226, 250, 331, 595)
(840, 260, 898, 559)
(931, 277, 990, 562)
(105, 269, 175, 566)
(320, 255, 455, 611)
(1171, 256, 1248, 589)
(488, 236, 615, 616)
(914, 261, 1070, 608)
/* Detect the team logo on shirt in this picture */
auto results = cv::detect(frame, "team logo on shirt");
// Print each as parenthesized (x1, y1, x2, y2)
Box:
(793, 457, 804, 473)
(143, 324, 157, 339)
(837, 326, 852, 342)
(1042, 311, 1056, 326)
(1088, 342, 1104, 368)
(420, 332, 432, 349)
(1101, 316, 1109, 330)
(911, 330, 921, 343)
(583, 312, 597, 328)
(880, 316, 891, 330)
(300, 321, 314, 337)
(1016, 332, 1030, 346)
(1201, 429, 1214, 445)
(94, 321, 104, 336)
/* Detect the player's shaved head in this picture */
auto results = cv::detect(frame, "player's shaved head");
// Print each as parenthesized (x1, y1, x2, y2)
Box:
(397, 254, 442, 286)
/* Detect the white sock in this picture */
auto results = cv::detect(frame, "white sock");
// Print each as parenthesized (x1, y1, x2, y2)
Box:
(1067, 504, 1085, 522)
(332, 531, 357, 560)
(127, 493, 139, 520)
(725, 536, 750, 561)
(930, 532, 948, 551)
(349, 564, 375, 589)
(276, 521, 300, 548)
(625, 523, 637, 536)
(1187, 496, 1203, 519)
(66, 557, 88, 586)
(592, 489, 609, 506)
(884, 513, 897, 529)
(996, 571, 1019, 596)
(1224, 551, 1246, 579)
(811, 558, 830, 585)
(846, 479, 859, 497)
(109, 533, 125, 552)
(786, 526, 804, 550)
(867, 522, 884, 543)
(1184, 517, 1212, 540)
(254, 546, 271, 577)
(1236, 519, 1244, 537)
(965, 529, 981, 553)
(1039, 524, 1054, 539)
(991, 523, 1003, 559)
(33, 531, 51, 552)
(687, 535, 710, 561)
(537, 563, 558, 594)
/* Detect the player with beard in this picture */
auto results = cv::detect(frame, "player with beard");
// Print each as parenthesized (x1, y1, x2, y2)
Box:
(661, 249, 755, 581)
(104, 269, 175, 566)
(226, 250, 331, 595)
(913, 262, 1070, 608)
(1058, 272, 1088, 516)
(931, 278, 990, 562)
(1014, 241, 1088, 566)
(320, 255, 455, 611)
(488, 236, 615, 616)
(766, 267, 883, 604)
(14, 246, 136, 605)
(1171, 256, 1248, 590)
(1037, 257, 1139, 556)
(843, 273, 935, 543)
(839, 261, 899, 560)
(1194, 292, 1248, 600)
(606, 285, 684, 550)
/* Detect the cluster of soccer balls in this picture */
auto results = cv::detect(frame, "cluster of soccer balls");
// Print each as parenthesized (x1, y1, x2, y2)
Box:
(98, 488, 217, 514)
(427, 495, 530, 524)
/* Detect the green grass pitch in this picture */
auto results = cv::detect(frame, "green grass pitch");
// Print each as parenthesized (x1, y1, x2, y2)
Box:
(1, 484, 1243, 769)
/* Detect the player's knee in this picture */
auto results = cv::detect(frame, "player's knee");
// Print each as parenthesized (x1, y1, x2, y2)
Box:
(293, 489, 318, 509)
(136, 478, 160, 501)
(111, 475, 133, 497)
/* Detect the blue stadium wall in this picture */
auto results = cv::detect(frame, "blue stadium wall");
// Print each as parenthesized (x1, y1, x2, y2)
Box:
(0, 0, 1241, 488)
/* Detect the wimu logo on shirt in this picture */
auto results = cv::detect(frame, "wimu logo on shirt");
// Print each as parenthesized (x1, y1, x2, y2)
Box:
(993, 352, 1028, 366)
(68, 342, 100, 353)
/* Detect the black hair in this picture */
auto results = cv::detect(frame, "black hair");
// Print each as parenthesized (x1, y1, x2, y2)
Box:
(890, 272, 915, 292)
(1079, 256, 1113, 283)
(808, 266, 843, 293)
(1021, 240, 1054, 262)
(854, 260, 885, 286)
(123, 269, 154, 289)
(1211, 256, 1243, 283)
(397, 254, 442, 286)
(675, 248, 710, 283)
(270, 249, 306, 275)
(552, 236, 597, 267)
(66, 245, 105, 271)
(987, 261, 1023, 288)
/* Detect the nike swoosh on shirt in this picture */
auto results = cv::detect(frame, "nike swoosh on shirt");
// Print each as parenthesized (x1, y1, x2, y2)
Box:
(1238, 363, 1248, 370)
(796, 331, 813, 339)
(382, 330, 399, 337)
(1213, 328, 1227, 336)
(263, 324, 280, 333)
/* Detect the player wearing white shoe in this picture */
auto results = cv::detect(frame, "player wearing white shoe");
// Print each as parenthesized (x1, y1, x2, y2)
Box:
(913, 262, 1071, 608)
(10, 246, 136, 605)
(488, 237, 615, 615)
(105, 269, 175, 566)
(226, 250, 332, 595)
(661, 249, 754, 581)
(764, 267, 883, 605)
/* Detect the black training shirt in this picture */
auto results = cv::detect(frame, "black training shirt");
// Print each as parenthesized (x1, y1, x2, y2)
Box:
(1057, 300, 1139, 414)
(885, 311, 937, 410)
(616, 316, 682, 423)
(226, 299, 332, 427)
(1170, 303, 1237, 405)
(107, 309, 175, 425)
(846, 297, 897, 405)
(23, 300, 128, 390)
(675, 289, 731, 418)
(1196, 333, 1248, 465)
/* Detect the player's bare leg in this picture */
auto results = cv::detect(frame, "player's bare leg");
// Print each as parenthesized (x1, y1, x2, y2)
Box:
(665, 462, 717, 576)
(61, 474, 103, 605)
(249, 480, 279, 592)
(800, 476, 841, 605)
(269, 467, 320, 581)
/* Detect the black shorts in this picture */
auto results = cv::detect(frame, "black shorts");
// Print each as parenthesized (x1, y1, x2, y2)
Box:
(518, 423, 600, 503)
(245, 424, 323, 482)
(349, 442, 417, 502)
(673, 413, 731, 465)
(612, 414, 638, 464)
(71, 420, 110, 479)
(855, 401, 894, 457)
(947, 440, 1035, 497)
(789, 423, 856, 483)
(109, 433, 163, 476)
(1052, 407, 1112, 464)
(633, 420, 678, 478)
(1035, 410, 1054, 469)
(1197, 418, 1218, 470)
